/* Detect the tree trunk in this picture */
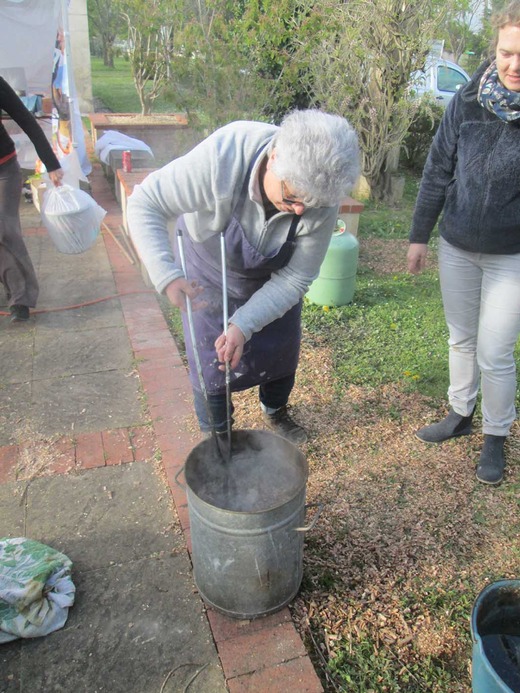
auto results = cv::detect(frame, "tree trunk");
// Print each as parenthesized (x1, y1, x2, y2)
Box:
(141, 93, 152, 116)
(102, 43, 114, 69)
(373, 145, 405, 205)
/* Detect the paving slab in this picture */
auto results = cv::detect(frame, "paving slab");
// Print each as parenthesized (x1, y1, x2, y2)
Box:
(36, 236, 111, 273)
(0, 229, 145, 445)
(36, 273, 119, 308)
(18, 198, 42, 228)
(0, 482, 25, 535)
(33, 325, 132, 378)
(25, 462, 177, 571)
(29, 369, 145, 440)
(0, 382, 32, 446)
(17, 557, 225, 693)
(0, 641, 21, 693)
(0, 462, 227, 693)
(0, 330, 34, 385)
(33, 300, 124, 332)
(0, 369, 144, 446)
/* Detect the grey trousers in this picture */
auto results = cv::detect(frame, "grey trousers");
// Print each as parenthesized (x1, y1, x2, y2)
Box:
(439, 237, 520, 436)
(0, 157, 39, 308)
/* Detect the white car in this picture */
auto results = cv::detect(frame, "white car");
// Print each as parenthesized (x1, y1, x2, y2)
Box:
(410, 58, 471, 107)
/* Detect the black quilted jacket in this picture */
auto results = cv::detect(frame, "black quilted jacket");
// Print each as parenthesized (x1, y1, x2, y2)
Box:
(410, 60, 520, 254)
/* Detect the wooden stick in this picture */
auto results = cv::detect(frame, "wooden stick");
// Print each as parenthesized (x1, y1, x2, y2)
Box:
(118, 225, 140, 265)
(101, 222, 135, 265)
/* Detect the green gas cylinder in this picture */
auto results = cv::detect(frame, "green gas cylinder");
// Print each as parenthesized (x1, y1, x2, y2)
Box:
(306, 220, 359, 307)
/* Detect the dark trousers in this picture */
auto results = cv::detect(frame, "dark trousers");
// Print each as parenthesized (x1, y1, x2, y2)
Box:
(0, 158, 39, 308)
(192, 372, 296, 433)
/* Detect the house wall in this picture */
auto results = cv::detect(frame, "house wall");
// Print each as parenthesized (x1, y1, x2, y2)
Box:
(69, 0, 93, 114)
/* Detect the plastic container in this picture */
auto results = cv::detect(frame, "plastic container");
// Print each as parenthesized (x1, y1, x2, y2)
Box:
(41, 184, 106, 254)
(471, 580, 520, 693)
(306, 219, 359, 307)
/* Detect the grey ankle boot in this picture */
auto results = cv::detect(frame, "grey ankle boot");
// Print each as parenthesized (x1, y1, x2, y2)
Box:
(476, 435, 506, 485)
(415, 407, 474, 443)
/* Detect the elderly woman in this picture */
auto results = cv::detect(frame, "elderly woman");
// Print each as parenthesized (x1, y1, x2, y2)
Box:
(407, 0, 520, 485)
(128, 109, 359, 443)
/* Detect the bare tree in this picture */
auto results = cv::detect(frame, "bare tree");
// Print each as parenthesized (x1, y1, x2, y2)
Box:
(120, 0, 178, 115)
(308, 0, 458, 202)
(442, 0, 488, 63)
(170, 0, 273, 128)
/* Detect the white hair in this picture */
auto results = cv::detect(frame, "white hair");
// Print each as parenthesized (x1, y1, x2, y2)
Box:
(270, 109, 360, 207)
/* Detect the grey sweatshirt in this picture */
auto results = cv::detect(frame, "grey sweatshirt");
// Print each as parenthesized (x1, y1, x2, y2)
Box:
(127, 120, 338, 342)
(410, 61, 520, 254)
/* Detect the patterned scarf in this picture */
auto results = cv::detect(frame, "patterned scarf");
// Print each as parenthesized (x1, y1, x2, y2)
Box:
(478, 60, 520, 122)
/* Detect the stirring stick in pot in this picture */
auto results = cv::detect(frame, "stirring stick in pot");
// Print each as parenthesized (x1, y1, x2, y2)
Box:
(220, 232, 232, 463)
(177, 229, 226, 461)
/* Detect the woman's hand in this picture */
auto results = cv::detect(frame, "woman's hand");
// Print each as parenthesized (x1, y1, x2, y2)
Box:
(165, 277, 206, 311)
(215, 324, 245, 370)
(407, 243, 428, 274)
(49, 169, 64, 187)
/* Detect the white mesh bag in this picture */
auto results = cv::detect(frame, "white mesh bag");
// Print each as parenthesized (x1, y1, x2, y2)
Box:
(41, 184, 106, 254)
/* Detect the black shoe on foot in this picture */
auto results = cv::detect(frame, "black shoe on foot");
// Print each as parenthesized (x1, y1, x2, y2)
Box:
(476, 435, 506, 485)
(415, 407, 474, 443)
(262, 405, 308, 445)
(9, 305, 30, 323)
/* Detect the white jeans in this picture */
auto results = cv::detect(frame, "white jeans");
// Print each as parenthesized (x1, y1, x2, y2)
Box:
(439, 237, 520, 436)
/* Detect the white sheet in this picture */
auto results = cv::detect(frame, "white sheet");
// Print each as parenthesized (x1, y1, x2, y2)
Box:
(0, 0, 60, 96)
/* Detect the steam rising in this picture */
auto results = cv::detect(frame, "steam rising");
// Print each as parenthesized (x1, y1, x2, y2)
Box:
(185, 430, 307, 512)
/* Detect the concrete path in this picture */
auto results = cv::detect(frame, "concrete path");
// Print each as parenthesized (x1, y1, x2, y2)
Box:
(0, 165, 324, 692)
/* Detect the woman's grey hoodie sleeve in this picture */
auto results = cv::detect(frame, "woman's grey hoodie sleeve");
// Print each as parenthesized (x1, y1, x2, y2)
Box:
(126, 135, 222, 294)
(409, 95, 462, 244)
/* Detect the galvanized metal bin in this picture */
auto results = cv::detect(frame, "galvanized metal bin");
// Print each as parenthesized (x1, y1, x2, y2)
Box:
(181, 429, 315, 619)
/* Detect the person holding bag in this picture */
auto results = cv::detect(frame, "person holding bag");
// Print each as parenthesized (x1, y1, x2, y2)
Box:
(407, 1, 520, 485)
(0, 75, 63, 322)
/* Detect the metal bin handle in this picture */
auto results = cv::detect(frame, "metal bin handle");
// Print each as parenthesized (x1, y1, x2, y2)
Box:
(293, 502, 323, 532)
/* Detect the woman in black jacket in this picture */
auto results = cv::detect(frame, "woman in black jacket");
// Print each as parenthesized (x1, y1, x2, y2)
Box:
(0, 76, 63, 322)
(407, 0, 520, 486)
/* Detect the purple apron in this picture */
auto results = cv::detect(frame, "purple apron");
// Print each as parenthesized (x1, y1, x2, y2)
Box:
(176, 150, 302, 396)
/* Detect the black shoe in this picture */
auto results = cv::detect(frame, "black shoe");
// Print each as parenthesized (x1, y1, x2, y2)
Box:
(262, 405, 308, 445)
(10, 305, 30, 322)
(476, 435, 506, 485)
(415, 407, 474, 443)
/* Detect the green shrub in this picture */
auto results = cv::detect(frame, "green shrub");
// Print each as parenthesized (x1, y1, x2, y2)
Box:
(402, 95, 444, 171)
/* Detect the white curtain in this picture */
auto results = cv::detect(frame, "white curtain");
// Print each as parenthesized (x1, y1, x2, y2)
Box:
(0, 0, 60, 95)
(0, 0, 91, 177)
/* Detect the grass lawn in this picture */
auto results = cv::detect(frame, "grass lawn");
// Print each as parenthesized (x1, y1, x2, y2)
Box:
(91, 58, 520, 691)
(91, 56, 181, 114)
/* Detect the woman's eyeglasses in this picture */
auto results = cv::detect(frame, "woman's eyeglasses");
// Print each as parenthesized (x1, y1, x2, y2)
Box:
(280, 180, 305, 207)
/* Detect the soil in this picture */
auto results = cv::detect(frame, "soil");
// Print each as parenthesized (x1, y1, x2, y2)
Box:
(358, 237, 411, 274)
(104, 113, 186, 125)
